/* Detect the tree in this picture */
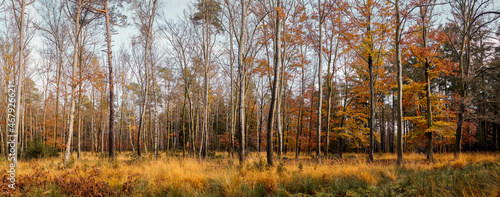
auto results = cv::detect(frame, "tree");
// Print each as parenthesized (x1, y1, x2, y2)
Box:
(221, 0, 234, 158)
(160, 13, 195, 157)
(10, 0, 29, 167)
(192, 0, 223, 159)
(64, 0, 82, 165)
(342, 0, 391, 162)
(267, 0, 283, 166)
(237, 0, 248, 165)
(84, 0, 127, 159)
(394, 0, 403, 166)
(34, 0, 68, 151)
(446, 0, 500, 158)
(315, 0, 324, 158)
(321, 0, 342, 157)
(133, 0, 158, 157)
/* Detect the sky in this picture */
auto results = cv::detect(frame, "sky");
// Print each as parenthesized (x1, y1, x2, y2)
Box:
(4, 0, 500, 93)
(19, 0, 192, 91)
(114, 0, 191, 48)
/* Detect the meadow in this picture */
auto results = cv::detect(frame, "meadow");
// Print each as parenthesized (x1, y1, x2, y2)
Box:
(1, 152, 499, 196)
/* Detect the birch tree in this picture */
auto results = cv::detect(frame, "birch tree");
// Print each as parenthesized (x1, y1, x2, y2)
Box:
(63, 0, 82, 165)
(133, 0, 158, 157)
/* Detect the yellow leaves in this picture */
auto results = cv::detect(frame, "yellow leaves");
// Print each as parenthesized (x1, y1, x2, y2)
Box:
(276, 6, 286, 20)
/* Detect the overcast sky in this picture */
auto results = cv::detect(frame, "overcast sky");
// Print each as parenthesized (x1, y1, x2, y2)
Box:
(110, 0, 192, 53)
(18, 0, 192, 91)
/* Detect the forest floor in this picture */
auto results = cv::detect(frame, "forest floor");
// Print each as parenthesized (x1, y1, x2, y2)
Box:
(0, 151, 499, 196)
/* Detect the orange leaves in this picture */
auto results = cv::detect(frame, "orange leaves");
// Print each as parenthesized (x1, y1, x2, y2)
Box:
(402, 79, 425, 112)
(276, 6, 286, 20)
(86, 57, 107, 91)
(252, 58, 272, 77)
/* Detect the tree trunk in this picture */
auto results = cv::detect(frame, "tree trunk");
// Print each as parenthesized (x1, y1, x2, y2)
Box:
(182, 94, 187, 157)
(154, 90, 159, 159)
(455, 33, 470, 159)
(77, 80, 82, 159)
(226, 0, 236, 159)
(381, 99, 385, 153)
(104, 1, 115, 160)
(308, 70, 316, 155)
(137, 0, 157, 157)
(64, 0, 81, 165)
(423, 16, 433, 162)
(296, 66, 305, 158)
(130, 95, 135, 153)
(237, 0, 247, 165)
(91, 87, 95, 154)
(199, 0, 211, 160)
(316, 0, 323, 158)
(395, 0, 403, 165)
(267, 0, 282, 166)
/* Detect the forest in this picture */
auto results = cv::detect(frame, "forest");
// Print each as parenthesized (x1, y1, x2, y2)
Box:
(0, 0, 499, 196)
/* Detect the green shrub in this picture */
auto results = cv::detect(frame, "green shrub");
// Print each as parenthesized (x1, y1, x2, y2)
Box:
(24, 136, 59, 159)
(276, 162, 287, 175)
(249, 158, 269, 172)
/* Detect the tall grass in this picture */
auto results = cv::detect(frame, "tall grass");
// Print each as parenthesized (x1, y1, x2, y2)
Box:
(1, 151, 498, 196)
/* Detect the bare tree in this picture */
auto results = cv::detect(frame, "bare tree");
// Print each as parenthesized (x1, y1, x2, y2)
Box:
(133, 0, 158, 157)
(446, 0, 500, 159)
(191, 0, 222, 159)
(316, 0, 324, 158)
(10, 0, 29, 167)
(34, 0, 68, 151)
(63, 0, 82, 165)
(237, 0, 248, 165)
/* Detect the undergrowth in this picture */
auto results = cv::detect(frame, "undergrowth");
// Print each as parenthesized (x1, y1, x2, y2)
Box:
(0, 152, 498, 196)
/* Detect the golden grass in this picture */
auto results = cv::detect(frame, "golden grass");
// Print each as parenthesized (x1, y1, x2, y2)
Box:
(1, 151, 499, 196)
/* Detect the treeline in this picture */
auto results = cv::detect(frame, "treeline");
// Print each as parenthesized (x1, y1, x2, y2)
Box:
(0, 0, 499, 164)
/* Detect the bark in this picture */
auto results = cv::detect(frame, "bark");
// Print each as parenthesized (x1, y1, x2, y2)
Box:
(422, 9, 433, 161)
(164, 80, 170, 153)
(64, 0, 82, 165)
(237, 0, 247, 165)
(267, 0, 282, 166)
(119, 90, 124, 154)
(325, 41, 338, 157)
(276, 51, 285, 158)
(137, 0, 157, 157)
(391, 92, 395, 153)
(224, 0, 236, 158)
(182, 94, 187, 157)
(381, 99, 385, 152)
(455, 32, 470, 159)
(54, 36, 64, 151)
(368, 52, 374, 162)
(104, 1, 115, 159)
(316, 0, 323, 158)
(1, 127, 4, 157)
(11, 2, 23, 155)
(199, 0, 212, 160)
(308, 73, 315, 155)
(187, 93, 193, 154)
(395, 0, 403, 166)
(258, 97, 263, 153)
(130, 95, 135, 153)
(296, 65, 305, 158)
(154, 90, 159, 158)
(91, 87, 95, 154)
(77, 77, 82, 159)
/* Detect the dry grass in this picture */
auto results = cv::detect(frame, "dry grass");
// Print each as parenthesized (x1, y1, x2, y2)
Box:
(0, 151, 499, 196)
